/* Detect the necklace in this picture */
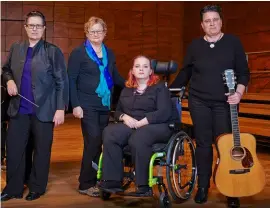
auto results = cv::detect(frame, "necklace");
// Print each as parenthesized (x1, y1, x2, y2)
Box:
(135, 86, 147, 95)
(93, 46, 102, 54)
(95, 48, 102, 54)
(205, 33, 223, 48)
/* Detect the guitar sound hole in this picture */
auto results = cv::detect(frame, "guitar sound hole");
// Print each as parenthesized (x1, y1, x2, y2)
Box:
(231, 147, 245, 160)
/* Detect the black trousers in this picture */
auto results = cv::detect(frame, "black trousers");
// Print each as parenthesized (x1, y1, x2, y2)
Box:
(1, 121, 8, 161)
(24, 136, 34, 184)
(1, 120, 34, 183)
(102, 123, 172, 186)
(3, 114, 54, 195)
(79, 108, 109, 190)
(188, 95, 231, 188)
(1, 121, 34, 184)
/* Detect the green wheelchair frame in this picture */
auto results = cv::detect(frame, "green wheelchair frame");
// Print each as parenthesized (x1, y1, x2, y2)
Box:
(97, 151, 166, 188)
(97, 128, 197, 208)
(96, 86, 197, 207)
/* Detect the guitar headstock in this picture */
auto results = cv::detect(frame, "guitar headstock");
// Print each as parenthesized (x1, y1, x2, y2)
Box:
(223, 69, 236, 94)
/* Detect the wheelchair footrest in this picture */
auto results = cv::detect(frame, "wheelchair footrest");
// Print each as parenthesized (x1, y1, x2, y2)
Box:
(100, 187, 124, 194)
(123, 190, 153, 197)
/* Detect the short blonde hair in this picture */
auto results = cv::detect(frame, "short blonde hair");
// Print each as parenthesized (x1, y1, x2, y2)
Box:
(84, 16, 107, 34)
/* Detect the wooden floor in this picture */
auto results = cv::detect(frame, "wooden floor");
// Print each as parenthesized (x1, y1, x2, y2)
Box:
(1, 115, 270, 208)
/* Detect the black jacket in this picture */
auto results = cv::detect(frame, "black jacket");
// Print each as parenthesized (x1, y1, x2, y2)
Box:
(2, 39, 69, 122)
(114, 82, 176, 124)
(1, 75, 10, 122)
(68, 43, 125, 110)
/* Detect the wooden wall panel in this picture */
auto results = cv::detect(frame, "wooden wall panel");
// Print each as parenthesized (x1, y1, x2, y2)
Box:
(183, 1, 270, 94)
(1, 52, 7, 67)
(6, 2, 23, 20)
(247, 53, 270, 93)
(1, 1, 184, 79)
(131, 2, 157, 12)
(248, 73, 270, 93)
(248, 54, 270, 70)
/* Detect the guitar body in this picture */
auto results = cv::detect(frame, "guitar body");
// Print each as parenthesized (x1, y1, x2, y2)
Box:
(214, 133, 266, 197)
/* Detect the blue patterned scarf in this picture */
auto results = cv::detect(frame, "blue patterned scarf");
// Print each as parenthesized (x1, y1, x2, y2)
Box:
(84, 39, 114, 108)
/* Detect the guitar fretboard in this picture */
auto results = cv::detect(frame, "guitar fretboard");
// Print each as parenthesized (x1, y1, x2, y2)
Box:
(229, 89, 241, 147)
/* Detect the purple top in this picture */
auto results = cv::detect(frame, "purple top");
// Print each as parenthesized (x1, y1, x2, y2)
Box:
(19, 47, 35, 114)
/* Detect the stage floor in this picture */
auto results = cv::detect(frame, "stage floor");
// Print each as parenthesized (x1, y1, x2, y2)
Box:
(1, 115, 270, 208)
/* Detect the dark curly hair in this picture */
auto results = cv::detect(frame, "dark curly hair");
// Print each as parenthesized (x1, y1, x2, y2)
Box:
(200, 5, 222, 20)
(25, 11, 46, 26)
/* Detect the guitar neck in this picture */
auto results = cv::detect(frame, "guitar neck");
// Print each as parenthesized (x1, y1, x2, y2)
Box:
(229, 89, 241, 147)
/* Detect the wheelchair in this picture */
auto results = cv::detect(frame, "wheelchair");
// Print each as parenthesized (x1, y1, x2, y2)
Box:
(96, 60, 197, 208)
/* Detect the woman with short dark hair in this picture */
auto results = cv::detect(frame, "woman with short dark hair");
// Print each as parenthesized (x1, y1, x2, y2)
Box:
(1, 10, 68, 201)
(171, 5, 250, 208)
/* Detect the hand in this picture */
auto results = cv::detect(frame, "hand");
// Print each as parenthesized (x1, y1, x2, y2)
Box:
(53, 110, 65, 127)
(7, 80, 18, 96)
(135, 117, 149, 129)
(73, 106, 83, 119)
(226, 92, 242, 105)
(122, 114, 138, 128)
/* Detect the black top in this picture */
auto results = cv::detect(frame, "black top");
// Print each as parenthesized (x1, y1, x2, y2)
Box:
(170, 34, 250, 101)
(67, 43, 125, 111)
(115, 82, 177, 124)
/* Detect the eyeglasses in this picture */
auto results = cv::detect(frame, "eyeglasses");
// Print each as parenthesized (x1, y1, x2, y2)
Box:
(89, 30, 104, 36)
(203, 18, 220, 25)
(26, 24, 44, 30)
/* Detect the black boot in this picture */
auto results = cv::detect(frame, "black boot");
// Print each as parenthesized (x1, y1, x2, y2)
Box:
(227, 197, 240, 208)
(98, 180, 123, 193)
(1, 193, 23, 201)
(127, 185, 153, 197)
(194, 188, 208, 204)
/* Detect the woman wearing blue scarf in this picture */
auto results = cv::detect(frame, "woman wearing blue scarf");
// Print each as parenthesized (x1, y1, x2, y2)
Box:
(68, 17, 125, 197)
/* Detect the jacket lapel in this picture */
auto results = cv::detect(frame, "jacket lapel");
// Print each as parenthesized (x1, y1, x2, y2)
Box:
(107, 49, 114, 74)
(16, 41, 29, 89)
(17, 39, 44, 91)
(31, 39, 44, 81)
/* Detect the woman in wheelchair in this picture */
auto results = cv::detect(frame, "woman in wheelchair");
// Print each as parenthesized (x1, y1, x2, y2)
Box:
(99, 55, 177, 196)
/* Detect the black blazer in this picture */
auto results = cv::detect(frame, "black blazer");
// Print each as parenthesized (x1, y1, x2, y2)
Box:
(68, 42, 125, 110)
(2, 39, 69, 122)
(114, 82, 175, 124)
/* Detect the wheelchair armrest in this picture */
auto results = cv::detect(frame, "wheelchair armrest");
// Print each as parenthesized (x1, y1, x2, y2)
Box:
(168, 122, 181, 131)
(169, 87, 186, 101)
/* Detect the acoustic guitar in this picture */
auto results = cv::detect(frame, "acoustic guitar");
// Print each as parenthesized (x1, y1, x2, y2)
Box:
(214, 69, 266, 197)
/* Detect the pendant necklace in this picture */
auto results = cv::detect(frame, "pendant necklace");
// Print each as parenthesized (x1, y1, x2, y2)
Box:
(205, 33, 223, 48)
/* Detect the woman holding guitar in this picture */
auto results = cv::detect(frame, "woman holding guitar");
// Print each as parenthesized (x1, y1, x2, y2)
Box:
(170, 5, 250, 208)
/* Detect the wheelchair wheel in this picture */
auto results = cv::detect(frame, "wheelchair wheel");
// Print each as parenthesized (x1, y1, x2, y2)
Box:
(166, 131, 197, 202)
(159, 192, 171, 208)
(100, 190, 111, 200)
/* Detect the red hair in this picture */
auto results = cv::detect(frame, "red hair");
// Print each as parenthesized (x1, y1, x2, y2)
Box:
(125, 55, 160, 88)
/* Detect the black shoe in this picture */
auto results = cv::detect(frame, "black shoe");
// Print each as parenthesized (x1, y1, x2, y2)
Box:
(98, 180, 123, 194)
(194, 188, 208, 204)
(227, 197, 240, 208)
(126, 186, 153, 197)
(1, 193, 23, 201)
(25, 192, 44, 201)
